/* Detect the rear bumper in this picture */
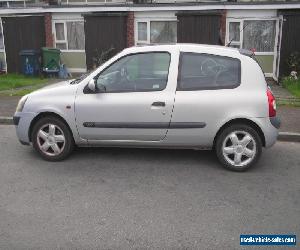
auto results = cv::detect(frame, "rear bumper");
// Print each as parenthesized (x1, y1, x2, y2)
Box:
(252, 116, 280, 148)
(270, 116, 281, 129)
(13, 111, 36, 145)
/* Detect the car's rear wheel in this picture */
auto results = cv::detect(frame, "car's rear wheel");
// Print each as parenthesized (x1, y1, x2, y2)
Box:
(32, 116, 74, 161)
(215, 124, 262, 171)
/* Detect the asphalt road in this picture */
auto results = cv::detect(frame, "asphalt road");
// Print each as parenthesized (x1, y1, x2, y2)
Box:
(0, 125, 299, 249)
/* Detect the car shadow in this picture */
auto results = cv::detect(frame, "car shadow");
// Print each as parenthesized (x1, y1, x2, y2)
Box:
(28, 146, 225, 173)
(75, 146, 216, 164)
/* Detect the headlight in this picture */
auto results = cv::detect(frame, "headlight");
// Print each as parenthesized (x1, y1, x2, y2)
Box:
(16, 96, 28, 113)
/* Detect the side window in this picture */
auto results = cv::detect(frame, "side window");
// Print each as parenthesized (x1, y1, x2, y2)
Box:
(95, 52, 171, 92)
(178, 53, 241, 90)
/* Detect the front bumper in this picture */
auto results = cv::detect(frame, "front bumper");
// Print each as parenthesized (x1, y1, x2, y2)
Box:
(13, 116, 20, 126)
(13, 111, 37, 145)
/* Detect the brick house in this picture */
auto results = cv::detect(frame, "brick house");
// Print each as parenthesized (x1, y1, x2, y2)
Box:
(0, 0, 300, 80)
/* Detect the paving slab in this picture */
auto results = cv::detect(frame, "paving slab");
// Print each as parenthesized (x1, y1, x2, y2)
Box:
(277, 106, 300, 133)
(0, 96, 20, 117)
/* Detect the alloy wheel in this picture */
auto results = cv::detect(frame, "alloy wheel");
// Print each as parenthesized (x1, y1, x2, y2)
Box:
(222, 130, 257, 167)
(37, 123, 66, 156)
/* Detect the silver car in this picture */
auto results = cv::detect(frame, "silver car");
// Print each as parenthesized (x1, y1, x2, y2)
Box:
(14, 44, 280, 171)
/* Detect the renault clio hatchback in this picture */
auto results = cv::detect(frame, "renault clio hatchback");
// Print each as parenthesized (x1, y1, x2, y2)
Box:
(14, 44, 280, 171)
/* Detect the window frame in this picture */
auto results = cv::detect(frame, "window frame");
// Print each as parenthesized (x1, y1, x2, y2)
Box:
(0, 18, 5, 52)
(135, 18, 178, 45)
(52, 20, 85, 52)
(177, 52, 241, 91)
(86, 51, 172, 94)
(226, 18, 278, 55)
(228, 21, 241, 48)
(137, 21, 149, 44)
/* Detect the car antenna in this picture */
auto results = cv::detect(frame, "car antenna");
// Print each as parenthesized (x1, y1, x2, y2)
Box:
(226, 22, 251, 47)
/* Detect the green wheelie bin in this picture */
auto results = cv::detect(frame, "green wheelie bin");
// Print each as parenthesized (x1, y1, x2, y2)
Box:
(41, 47, 61, 75)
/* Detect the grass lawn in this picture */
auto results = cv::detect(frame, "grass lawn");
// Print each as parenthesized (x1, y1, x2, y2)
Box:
(0, 73, 48, 91)
(277, 100, 300, 107)
(9, 85, 44, 96)
(282, 77, 300, 98)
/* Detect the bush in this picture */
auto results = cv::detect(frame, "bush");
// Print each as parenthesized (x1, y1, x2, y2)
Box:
(287, 52, 300, 73)
(282, 77, 300, 98)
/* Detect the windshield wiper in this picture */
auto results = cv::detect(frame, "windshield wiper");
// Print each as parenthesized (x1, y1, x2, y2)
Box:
(70, 73, 89, 85)
(70, 78, 81, 85)
(70, 78, 80, 84)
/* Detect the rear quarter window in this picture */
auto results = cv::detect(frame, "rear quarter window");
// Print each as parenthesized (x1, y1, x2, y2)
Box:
(178, 52, 241, 90)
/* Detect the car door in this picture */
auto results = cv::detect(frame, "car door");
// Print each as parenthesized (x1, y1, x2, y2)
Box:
(75, 50, 178, 142)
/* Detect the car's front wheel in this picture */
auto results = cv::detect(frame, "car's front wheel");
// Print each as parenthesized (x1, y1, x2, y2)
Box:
(215, 124, 262, 171)
(32, 116, 74, 161)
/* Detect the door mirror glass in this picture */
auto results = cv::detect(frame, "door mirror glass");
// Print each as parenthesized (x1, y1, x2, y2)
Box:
(87, 79, 106, 93)
(87, 79, 96, 92)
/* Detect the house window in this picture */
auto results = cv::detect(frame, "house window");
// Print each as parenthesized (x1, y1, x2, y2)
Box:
(150, 21, 177, 43)
(137, 22, 147, 41)
(228, 22, 240, 48)
(53, 21, 85, 51)
(243, 20, 276, 53)
(136, 20, 177, 45)
(55, 23, 67, 50)
(227, 19, 276, 53)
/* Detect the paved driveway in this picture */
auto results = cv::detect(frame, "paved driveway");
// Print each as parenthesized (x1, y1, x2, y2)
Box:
(0, 125, 299, 249)
(0, 96, 20, 117)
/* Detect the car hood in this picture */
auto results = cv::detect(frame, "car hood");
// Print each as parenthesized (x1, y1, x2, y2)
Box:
(40, 80, 72, 90)
(29, 80, 76, 95)
(22, 79, 80, 113)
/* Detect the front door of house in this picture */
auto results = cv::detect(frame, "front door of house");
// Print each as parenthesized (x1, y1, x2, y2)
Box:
(2, 16, 45, 73)
(84, 13, 128, 71)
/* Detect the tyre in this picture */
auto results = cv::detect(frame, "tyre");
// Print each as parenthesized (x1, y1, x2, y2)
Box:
(215, 124, 262, 171)
(31, 116, 74, 161)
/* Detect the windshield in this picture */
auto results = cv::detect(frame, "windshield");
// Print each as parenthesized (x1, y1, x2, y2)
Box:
(70, 68, 97, 85)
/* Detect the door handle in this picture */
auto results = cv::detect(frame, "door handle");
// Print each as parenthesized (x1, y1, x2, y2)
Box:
(152, 101, 165, 107)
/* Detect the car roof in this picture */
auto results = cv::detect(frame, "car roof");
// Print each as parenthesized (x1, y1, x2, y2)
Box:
(124, 43, 241, 56)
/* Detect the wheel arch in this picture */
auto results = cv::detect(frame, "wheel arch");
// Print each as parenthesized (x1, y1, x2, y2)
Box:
(28, 112, 74, 142)
(213, 118, 266, 148)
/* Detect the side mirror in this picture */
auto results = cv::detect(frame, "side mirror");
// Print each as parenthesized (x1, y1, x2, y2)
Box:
(87, 79, 96, 92)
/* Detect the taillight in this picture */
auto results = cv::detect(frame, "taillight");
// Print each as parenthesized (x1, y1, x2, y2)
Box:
(267, 88, 276, 117)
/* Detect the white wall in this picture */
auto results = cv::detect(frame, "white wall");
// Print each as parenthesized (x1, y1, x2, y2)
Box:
(227, 9, 277, 19)
(52, 13, 84, 21)
(135, 11, 177, 19)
